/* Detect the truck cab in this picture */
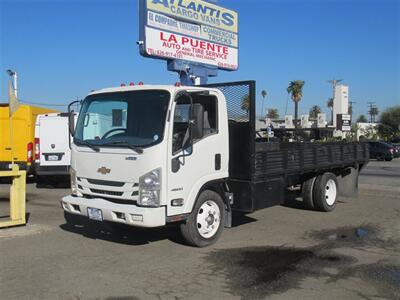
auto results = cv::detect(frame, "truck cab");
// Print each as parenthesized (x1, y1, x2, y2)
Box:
(62, 85, 230, 246)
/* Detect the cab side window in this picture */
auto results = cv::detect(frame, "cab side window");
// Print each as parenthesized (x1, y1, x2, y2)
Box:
(172, 94, 218, 154)
(172, 99, 191, 154)
(199, 96, 218, 136)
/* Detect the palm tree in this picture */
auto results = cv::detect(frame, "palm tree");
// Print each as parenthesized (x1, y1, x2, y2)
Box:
(348, 103, 354, 119)
(287, 80, 305, 128)
(241, 95, 250, 116)
(261, 90, 267, 119)
(309, 105, 322, 119)
(327, 98, 334, 125)
(267, 108, 279, 119)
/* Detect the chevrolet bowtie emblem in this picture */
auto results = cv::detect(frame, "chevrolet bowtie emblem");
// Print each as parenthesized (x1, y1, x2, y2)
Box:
(97, 167, 111, 175)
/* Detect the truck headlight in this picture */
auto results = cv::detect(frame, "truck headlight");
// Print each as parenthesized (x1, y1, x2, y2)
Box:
(139, 168, 161, 207)
(70, 168, 78, 196)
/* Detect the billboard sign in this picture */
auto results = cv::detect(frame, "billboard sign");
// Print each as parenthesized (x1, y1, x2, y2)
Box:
(139, 0, 239, 71)
(337, 114, 351, 131)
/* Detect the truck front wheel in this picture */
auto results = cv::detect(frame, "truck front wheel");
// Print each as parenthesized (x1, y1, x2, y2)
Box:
(313, 173, 338, 212)
(180, 190, 225, 247)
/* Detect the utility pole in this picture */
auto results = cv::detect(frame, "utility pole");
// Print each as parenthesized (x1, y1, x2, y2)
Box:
(6, 69, 18, 98)
(367, 102, 376, 123)
(327, 79, 343, 101)
(327, 79, 343, 125)
(349, 100, 356, 120)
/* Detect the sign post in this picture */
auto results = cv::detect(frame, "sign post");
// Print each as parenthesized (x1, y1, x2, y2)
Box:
(139, 0, 239, 85)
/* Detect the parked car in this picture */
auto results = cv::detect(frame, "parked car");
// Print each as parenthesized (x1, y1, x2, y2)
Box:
(386, 142, 400, 158)
(367, 141, 396, 161)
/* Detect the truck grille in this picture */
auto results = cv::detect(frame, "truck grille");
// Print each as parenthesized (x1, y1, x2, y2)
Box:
(89, 189, 124, 197)
(86, 178, 125, 187)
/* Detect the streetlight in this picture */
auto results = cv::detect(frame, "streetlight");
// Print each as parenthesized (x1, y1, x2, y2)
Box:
(6, 69, 18, 98)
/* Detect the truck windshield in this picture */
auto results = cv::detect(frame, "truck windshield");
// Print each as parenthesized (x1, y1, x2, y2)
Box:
(74, 90, 170, 149)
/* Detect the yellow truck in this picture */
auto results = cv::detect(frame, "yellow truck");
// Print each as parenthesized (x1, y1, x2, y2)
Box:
(0, 104, 58, 173)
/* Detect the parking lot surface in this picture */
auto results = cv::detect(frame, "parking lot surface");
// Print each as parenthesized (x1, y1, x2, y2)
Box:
(1, 160, 399, 300)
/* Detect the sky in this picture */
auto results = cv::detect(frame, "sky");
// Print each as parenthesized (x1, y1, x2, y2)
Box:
(0, 0, 399, 119)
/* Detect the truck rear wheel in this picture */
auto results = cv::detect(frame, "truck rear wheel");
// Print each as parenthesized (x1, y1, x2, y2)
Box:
(180, 190, 225, 247)
(302, 177, 316, 209)
(313, 173, 338, 212)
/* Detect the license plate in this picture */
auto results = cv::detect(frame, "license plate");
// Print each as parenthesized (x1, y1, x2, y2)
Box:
(48, 155, 59, 161)
(87, 207, 103, 221)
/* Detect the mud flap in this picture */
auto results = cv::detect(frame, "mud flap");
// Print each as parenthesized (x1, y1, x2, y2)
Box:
(224, 209, 232, 228)
(224, 192, 233, 228)
(337, 166, 360, 197)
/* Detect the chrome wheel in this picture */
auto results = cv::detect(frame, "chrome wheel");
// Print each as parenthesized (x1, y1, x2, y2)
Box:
(325, 179, 337, 206)
(196, 200, 221, 238)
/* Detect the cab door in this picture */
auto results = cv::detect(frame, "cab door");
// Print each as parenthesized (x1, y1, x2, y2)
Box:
(166, 91, 228, 217)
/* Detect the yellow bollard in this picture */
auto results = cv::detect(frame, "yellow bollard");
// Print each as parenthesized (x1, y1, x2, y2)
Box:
(0, 165, 26, 228)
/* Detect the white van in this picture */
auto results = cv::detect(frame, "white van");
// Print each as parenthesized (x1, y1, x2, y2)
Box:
(34, 113, 77, 180)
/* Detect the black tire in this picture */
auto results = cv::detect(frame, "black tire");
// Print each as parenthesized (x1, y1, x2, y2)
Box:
(313, 173, 338, 212)
(302, 177, 316, 210)
(377, 154, 385, 161)
(385, 156, 393, 161)
(180, 190, 225, 248)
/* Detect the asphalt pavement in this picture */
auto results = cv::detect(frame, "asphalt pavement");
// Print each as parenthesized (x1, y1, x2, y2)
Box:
(0, 160, 399, 300)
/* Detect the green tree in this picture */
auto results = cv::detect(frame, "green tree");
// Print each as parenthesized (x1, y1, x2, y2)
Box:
(357, 115, 368, 123)
(267, 108, 279, 119)
(327, 98, 334, 125)
(377, 106, 400, 140)
(287, 80, 305, 127)
(309, 105, 322, 119)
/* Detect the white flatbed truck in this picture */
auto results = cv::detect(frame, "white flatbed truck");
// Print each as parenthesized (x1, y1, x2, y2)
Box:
(61, 81, 369, 247)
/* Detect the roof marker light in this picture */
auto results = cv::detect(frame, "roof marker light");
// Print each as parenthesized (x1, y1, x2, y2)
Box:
(129, 82, 135, 86)
(175, 82, 181, 87)
(120, 83, 126, 87)
(138, 82, 144, 86)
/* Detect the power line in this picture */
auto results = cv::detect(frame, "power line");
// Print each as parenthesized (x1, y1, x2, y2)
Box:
(19, 99, 71, 107)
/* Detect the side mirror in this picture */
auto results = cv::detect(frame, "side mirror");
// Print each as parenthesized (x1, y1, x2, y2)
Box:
(190, 103, 204, 140)
(68, 100, 81, 149)
(68, 100, 81, 136)
(69, 111, 76, 136)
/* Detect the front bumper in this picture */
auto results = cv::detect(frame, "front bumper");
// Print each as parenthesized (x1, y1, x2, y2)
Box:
(61, 195, 166, 228)
(0, 162, 30, 172)
(35, 163, 70, 176)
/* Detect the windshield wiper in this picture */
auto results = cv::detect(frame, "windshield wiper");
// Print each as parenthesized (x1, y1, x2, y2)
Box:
(74, 140, 100, 152)
(102, 140, 144, 154)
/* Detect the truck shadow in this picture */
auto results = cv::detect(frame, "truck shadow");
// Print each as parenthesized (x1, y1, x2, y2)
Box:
(35, 177, 70, 189)
(281, 191, 308, 210)
(59, 220, 186, 246)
